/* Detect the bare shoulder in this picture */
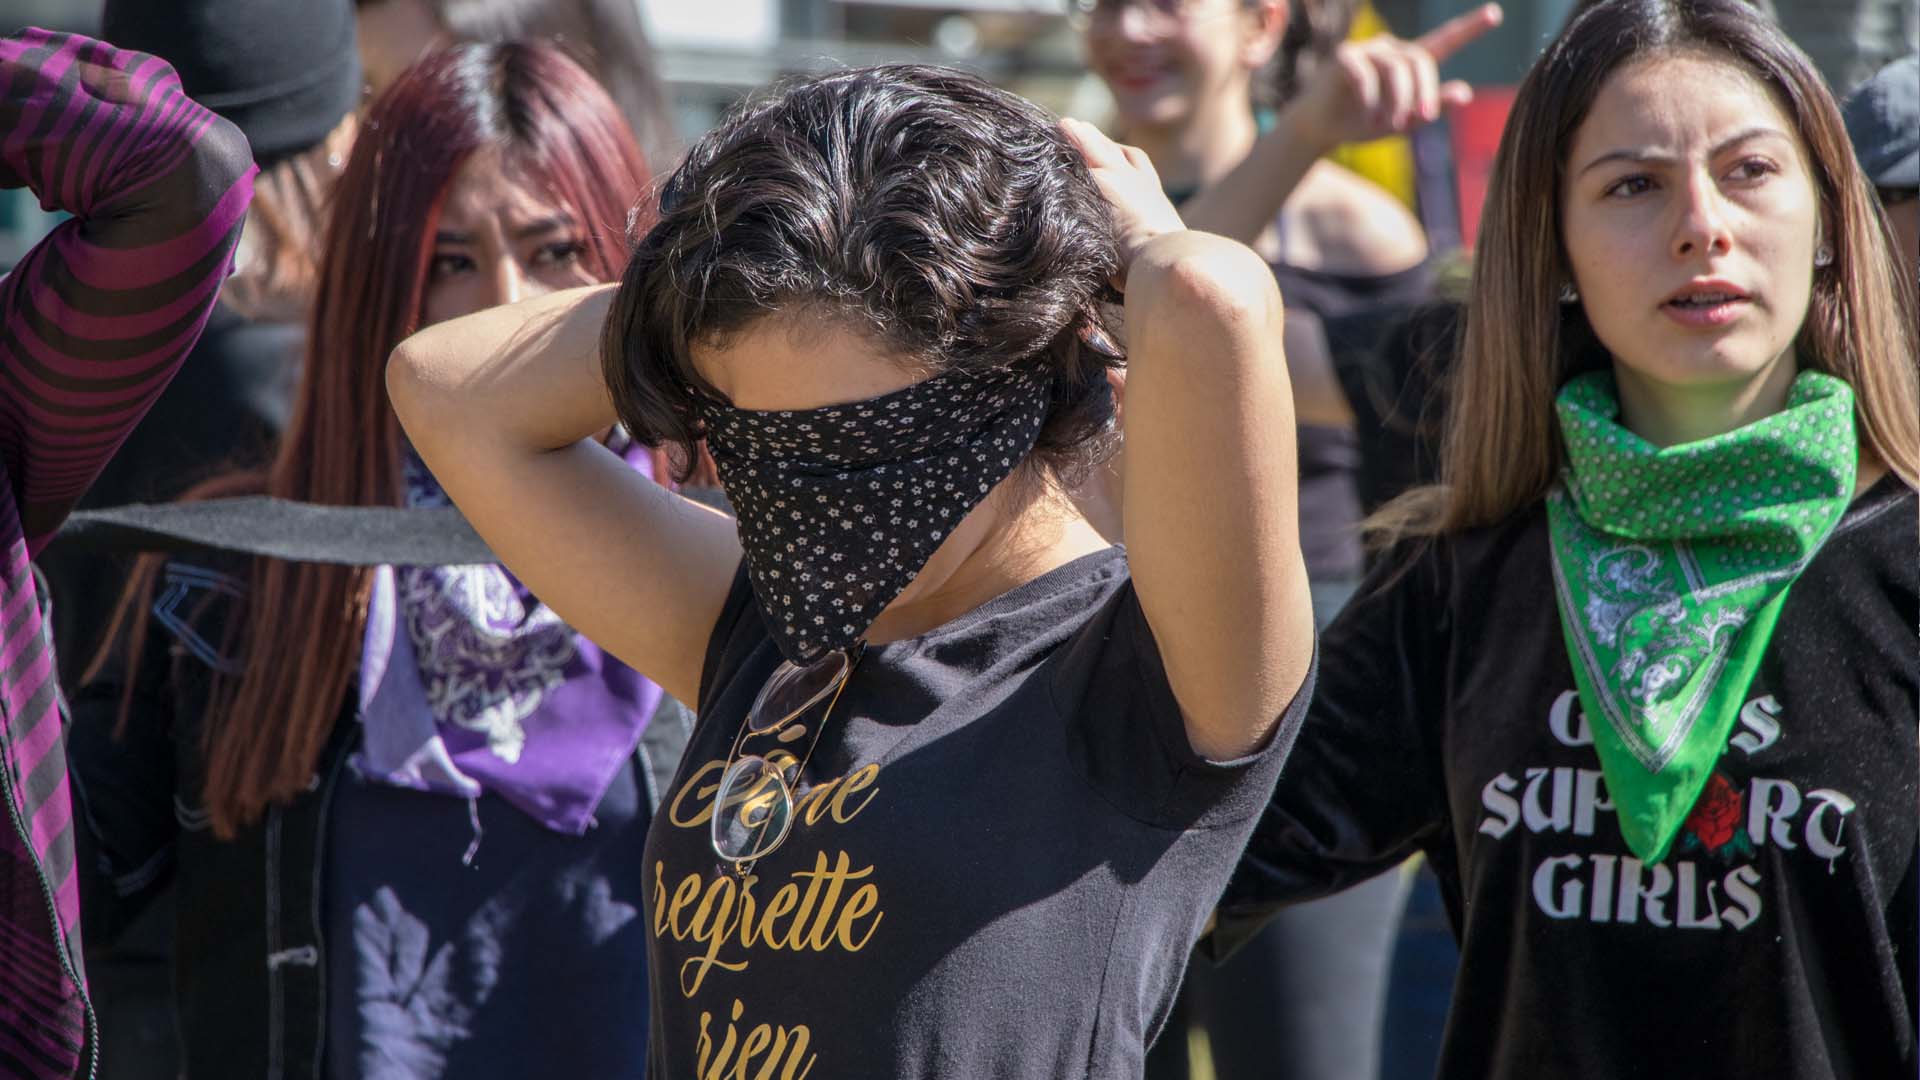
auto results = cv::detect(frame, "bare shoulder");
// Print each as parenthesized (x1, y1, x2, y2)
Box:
(1284, 164, 1429, 277)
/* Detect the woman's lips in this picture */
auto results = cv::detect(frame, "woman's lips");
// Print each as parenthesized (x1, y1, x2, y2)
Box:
(1104, 62, 1172, 93)
(1661, 297, 1751, 328)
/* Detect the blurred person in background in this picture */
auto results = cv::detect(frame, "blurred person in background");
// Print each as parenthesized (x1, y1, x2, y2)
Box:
(41, 0, 362, 689)
(69, 43, 677, 1080)
(1078, 1, 1496, 1076)
(355, 0, 680, 168)
(0, 27, 253, 1080)
(1218, 0, 1918, 1076)
(1842, 54, 1918, 268)
(1082, 0, 1441, 609)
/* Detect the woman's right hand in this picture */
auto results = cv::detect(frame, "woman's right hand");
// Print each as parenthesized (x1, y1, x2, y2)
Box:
(1290, 3, 1503, 151)
(1060, 117, 1188, 288)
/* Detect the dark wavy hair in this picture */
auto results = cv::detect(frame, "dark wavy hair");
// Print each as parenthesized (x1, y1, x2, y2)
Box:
(1273, 0, 1359, 106)
(601, 64, 1124, 486)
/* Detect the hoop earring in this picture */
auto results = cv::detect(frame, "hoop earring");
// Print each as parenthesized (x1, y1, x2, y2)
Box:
(1559, 282, 1580, 304)
(1814, 244, 1834, 268)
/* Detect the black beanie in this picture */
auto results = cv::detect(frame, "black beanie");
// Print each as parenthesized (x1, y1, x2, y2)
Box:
(101, 0, 361, 169)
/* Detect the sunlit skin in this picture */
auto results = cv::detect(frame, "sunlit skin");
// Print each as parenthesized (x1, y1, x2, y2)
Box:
(420, 152, 598, 328)
(1075, 0, 1431, 460)
(1081, 0, 1281, 192)
(1150, 3, 1497, 254)
(1561, 53, 1824, 449)
(387, 114, 1315, 761)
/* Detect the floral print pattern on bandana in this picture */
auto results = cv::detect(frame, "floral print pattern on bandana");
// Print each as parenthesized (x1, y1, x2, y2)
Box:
(398, 455, 576, 764)
(695, 364, 1065, 663)
(1546, 370, 1856, 862)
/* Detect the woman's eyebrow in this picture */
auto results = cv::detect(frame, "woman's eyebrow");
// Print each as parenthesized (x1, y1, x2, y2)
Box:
(434, 214, 579, 245)
(512, 214, 577, 240)
(1576, 126, 1792, 177)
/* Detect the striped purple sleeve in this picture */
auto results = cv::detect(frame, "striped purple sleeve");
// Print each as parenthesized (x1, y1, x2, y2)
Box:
(0, 29, 254, 1080)
(0, 27, 257, 554)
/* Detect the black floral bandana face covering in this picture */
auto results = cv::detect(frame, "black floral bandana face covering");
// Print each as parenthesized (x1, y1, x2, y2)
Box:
(695, 364, 1058, 663)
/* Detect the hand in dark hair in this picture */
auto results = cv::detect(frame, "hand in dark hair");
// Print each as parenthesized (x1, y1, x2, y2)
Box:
(601, 64, 1126, 486)
(1059, 117, 1187, 279)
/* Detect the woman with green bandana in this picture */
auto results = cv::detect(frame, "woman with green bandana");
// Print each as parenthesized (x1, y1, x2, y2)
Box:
(1213, 1, 1918, 1077)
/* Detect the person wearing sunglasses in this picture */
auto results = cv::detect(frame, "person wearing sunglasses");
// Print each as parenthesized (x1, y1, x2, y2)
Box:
(388, 64, 1315, 1078)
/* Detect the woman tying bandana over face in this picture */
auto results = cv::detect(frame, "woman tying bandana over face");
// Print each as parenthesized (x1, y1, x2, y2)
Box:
(389, 65, 1317, 1078)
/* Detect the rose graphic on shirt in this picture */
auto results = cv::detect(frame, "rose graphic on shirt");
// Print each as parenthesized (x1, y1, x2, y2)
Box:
(1679, 772, 1753, 858)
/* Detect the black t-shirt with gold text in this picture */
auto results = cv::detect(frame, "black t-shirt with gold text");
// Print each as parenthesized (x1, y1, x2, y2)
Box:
(643, 547, 1309, 1079)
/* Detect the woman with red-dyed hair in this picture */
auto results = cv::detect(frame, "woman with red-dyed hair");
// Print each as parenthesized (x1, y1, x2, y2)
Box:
(68, 43, 675, 1080)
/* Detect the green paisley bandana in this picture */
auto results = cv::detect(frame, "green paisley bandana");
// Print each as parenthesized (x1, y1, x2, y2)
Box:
(1546, 370, 1857, 863)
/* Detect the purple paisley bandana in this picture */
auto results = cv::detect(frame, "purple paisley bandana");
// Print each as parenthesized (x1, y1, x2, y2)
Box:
(353, 443, 662, 834)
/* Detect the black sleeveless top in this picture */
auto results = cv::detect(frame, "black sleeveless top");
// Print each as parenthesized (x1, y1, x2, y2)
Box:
(1269, 257, 1435, 580)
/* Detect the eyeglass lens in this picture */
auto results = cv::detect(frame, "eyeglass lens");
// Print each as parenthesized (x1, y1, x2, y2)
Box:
(745, 650, 852, 735)
(712, 753, 799, 862)
(715, 648, 857, 866)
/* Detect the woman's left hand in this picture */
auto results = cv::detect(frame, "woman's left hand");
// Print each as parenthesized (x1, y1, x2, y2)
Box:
(1060, 118, 1186, 286)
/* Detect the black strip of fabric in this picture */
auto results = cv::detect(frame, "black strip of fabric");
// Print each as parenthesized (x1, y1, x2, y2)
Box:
(53, 498, 495, 566)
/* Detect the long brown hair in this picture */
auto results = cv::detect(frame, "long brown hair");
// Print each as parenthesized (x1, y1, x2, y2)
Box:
(97, 42, 656, 839)
(1371, 0, 1920, 544)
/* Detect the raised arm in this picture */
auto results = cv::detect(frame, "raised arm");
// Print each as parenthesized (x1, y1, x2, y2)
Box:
(1177, 4, 1501, 246)
(0, 28, 255, 552)
(1063, 119, 1314, 761)
(387, 284, 741, 705)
